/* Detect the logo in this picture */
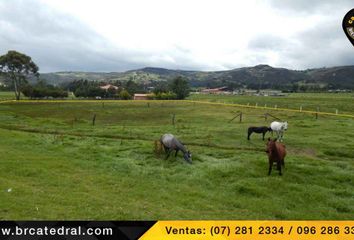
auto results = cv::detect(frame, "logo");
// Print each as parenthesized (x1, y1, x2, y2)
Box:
(342, 8, 354, 46)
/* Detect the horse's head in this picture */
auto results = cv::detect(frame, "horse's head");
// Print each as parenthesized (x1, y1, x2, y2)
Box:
(183, 151, 192, 164)
(283, 121, 288, 131)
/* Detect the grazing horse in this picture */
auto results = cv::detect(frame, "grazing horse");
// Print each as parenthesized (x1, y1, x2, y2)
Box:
(247, 126, 272, 140)
(265, 138, 286, 176)
(160, 134, 192, 163)
(270, 121, 288, 142)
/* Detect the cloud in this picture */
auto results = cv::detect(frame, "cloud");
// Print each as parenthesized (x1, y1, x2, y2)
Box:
(0, 0, 145, 72)
(0, 0, 353, 72)
(248, 34, 290, 51)
(245, 4, 354, 70)
(267, 0, 353, 14)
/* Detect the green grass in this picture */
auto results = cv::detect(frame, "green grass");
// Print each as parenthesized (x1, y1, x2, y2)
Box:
(188, 92, 354, 115)
(0, 95, 353, 220)
(0, 91, 16, 100)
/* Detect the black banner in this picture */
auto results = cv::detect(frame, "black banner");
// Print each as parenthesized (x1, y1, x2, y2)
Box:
(0, 221, 156, 240)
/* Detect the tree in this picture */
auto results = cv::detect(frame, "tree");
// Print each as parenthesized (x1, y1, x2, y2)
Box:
(153, 81, 169, 94)
(0, 50, 39, 100)
(105, 86, 118, 98)
(169, 76, 190, 100)
(21, 82, 68, 99)
(125, 80, 139, 95)
(119, 89, 131, 100)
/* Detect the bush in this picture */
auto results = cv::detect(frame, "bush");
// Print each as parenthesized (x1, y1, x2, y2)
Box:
(119, 90, 132, 100)
(22, 84, 68, 99)
(169, 76, 190, 99)
(74, 86, 106, 98)
(150, 91, 177, 100)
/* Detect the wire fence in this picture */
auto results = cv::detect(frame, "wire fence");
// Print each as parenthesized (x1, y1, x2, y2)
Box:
(1, 99, 354, 119)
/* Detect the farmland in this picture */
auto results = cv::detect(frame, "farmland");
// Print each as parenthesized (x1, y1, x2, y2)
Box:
(189, 93, 354, 115)
(0, 92, 353, 220)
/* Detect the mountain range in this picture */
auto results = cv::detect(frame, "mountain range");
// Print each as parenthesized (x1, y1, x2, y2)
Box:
(38, 64, 354, 90)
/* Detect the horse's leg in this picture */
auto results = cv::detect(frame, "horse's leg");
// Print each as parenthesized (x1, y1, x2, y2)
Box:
(247, 130, 251, 140)
(277, 160, 282, 176)
(163, 145, 168, 154)
(175, 149, 179, 157)
(262, 131, 265, 140)
(165, 149, 171, 159)
(268, 160, 272, 175)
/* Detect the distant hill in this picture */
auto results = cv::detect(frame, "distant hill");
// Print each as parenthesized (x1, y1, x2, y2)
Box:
(37, 65, 354, 89)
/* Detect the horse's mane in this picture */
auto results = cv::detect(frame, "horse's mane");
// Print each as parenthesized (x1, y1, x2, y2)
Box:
(174, 138, 187, 153)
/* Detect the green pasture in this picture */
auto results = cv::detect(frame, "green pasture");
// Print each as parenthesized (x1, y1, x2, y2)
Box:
(0, 95, 353, 220)
(188, 92, 354, 115)
(0, 91, 16, 100)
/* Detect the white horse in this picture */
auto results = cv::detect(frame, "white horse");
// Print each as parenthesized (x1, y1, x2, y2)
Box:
(270, 121, 288, 142)
(160, 134, 192, 163)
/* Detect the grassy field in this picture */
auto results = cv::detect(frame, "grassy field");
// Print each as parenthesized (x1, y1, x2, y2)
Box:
(0, 93, 353, 220)
(188, 92, 354, 115)
(0, 91, 16, 100)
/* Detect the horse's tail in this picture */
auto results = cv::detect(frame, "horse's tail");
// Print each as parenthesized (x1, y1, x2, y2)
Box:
(154, 140, 163, 155)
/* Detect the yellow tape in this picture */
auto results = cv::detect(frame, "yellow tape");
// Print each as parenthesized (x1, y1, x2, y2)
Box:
(184, 100, 354, 118)
(140, 221, 354, 240)
(0, 100, 16, 104)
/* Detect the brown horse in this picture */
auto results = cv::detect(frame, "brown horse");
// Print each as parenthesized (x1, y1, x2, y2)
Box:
(265, 138, 286, 175)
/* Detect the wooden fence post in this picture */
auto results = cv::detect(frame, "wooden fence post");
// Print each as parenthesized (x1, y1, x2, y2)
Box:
(172, 114, 175, 126)
(315, 107, 319, 119)
(92, 114, 96, 126)
(228, 113, 241, 123)
(263, 113, 282, 122)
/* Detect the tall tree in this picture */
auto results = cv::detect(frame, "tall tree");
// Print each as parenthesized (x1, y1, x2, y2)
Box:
(169, 76, 190, 99)
(125, 80, 139, 94)
(0, 50, 39, 100)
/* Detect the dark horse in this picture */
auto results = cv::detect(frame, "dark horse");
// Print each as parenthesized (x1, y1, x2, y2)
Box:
(247, 126, 272, 140)
(160, 133, 192, 163)
(265, 138, 286, 176)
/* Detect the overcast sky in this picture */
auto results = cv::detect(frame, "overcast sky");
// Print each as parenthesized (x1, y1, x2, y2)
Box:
(0, 0, 353, 72)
